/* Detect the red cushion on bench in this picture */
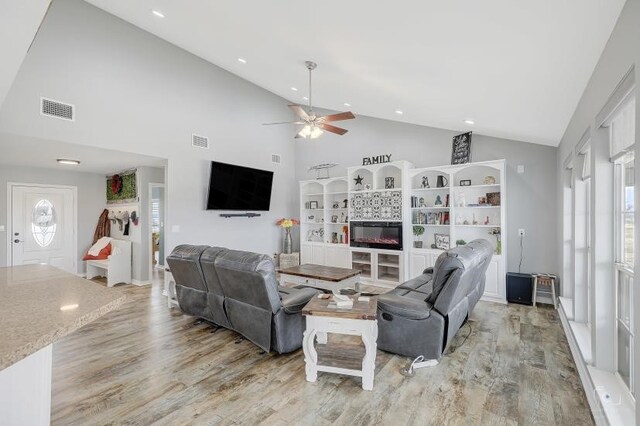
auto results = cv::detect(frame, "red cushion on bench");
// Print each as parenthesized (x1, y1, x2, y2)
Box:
(83, 243, 112, 260)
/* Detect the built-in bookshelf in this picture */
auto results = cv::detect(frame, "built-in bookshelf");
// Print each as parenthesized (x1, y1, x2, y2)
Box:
(299, 177, 351, 269)
(408, 159, 506, 303)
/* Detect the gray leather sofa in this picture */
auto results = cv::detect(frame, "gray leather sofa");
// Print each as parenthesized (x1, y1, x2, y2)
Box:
(376, 239, 493, 360)
(166, 245, 319, 354)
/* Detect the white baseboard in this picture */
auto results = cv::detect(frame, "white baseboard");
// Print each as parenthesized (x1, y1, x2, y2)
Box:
(558, 303, 606, 425)
(132, 279, 151, 286)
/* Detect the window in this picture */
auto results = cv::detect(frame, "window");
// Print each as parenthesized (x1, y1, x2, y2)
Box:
(611, 95, 635, 394)
(31, 199, 57, 247)
(151, 199, 161, 233)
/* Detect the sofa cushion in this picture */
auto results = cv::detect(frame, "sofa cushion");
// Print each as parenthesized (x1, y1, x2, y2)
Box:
(377, 293, 432, 320)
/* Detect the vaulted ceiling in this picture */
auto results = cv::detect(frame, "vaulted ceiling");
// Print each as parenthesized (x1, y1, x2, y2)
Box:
(84, 0, 626, 146)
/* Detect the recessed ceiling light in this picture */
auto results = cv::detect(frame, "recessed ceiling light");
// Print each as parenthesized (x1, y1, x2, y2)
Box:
(395, 110, 404, 115)
(60, 304, 79, 311)
(291, 87, 298, 92)
(237, 57, 247, 64)
(152, 10, 165, 18)
(344, 103, 351, 107)
(464, 119, 475, 125)
(57, 159, 80, 165)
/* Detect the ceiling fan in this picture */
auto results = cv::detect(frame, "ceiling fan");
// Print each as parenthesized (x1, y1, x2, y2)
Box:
(263, 61, 355, 139)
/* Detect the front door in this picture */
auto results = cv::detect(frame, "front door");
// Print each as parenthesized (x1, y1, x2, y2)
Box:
(11, 185, 76, 273)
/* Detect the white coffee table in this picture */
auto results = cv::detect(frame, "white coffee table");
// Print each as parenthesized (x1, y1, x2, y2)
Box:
(301, 294, 378, 390)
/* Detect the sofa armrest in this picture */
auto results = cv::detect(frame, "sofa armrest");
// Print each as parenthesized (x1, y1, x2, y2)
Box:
(377, 293, 432, 320)
(423, 267, 434, 275)
(280, 287, 319, 314)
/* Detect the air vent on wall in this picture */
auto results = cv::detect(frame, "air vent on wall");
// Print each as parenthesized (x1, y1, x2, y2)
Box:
(192, 134, 209, 149)
(271, 154, 281, 164)
(41, 97, 74, 121)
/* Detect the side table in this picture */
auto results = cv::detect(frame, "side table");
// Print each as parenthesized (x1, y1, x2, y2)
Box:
(278, 252, 300, 270)
(164, 268, 179, 309)
(301, 294, 378, 390)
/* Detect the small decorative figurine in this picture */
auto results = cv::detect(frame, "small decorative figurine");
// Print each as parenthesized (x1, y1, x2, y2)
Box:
(419, 197, 426, 207)
(484, 216, 490, 225)
(434, 195, 443, 206)
(421, 176, 430, 188)
(332, 202, 340, 209)
(342, 199, 348, 208)
(472, 213, 478, 225)
(483, 176, 496, 185)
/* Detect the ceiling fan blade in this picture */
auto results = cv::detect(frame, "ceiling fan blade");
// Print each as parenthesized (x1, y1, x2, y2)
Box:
(295, 130, 307, 139)
(319, 111, 355, 122)
(262, 121, 305, 126)
(288, 104, 310, 120)
(318, 123, 348, 135)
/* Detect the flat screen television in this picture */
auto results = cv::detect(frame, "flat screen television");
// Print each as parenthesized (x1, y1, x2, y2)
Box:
(206, 161, 274, 211)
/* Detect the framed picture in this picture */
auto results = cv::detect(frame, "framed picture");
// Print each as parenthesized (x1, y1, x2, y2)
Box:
(451, 132, 472, 164)
(309, 201, 319, 209)
(434, 233, 450, 250)
(460, 179, 471, 186)
(331, 215, 338, 223)
(385, 177, 395, 189)
(487, 192, 501, 206)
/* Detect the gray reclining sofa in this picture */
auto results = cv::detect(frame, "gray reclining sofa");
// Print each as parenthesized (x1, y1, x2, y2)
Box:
(166, 245, 319, 354)
(376, 239, 493, 360)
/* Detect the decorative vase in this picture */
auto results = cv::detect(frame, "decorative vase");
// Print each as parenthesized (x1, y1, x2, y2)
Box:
(414, 241, 423, 249)
(283, 228, 293, 254)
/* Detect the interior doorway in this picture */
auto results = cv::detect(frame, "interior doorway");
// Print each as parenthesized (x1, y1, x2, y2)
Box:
(149, 183, 165, 280)
(8, 183, 77, 273)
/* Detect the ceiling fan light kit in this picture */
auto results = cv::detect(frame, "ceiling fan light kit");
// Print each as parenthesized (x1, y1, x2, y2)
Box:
(263, 61, 355, 139)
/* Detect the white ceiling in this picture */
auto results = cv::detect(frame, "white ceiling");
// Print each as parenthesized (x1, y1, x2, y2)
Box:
(84, 0, 626, 146)
(0, 132, 166, 174)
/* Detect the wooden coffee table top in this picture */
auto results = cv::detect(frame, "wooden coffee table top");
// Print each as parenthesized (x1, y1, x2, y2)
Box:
(278, 264, 361, 282)
(302, 294, 377, 320)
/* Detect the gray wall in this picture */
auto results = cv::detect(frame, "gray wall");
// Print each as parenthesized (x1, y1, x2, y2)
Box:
(137, 166, 164, 282)
(294, 113, 559, 275)
(554, 0, 639, 417)
(0, 164, 105, 274)
(0, 0, 297, 260)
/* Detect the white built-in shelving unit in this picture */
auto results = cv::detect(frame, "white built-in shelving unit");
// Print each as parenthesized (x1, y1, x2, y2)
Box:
(299, 177, 351, 268)
(298, 159, 507, 302)
(408, 159, 506, 303)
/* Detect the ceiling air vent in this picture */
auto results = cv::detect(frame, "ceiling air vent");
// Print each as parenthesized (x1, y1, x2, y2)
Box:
(192, 134, 209, 149)
(41, 97, 74, 121)
(271, 154, 281, 164)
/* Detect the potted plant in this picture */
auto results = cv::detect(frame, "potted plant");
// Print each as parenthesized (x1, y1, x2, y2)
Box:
(488, 227, 501, 254)
(276, 218, 300, 254)
(413, 225, 425, 248)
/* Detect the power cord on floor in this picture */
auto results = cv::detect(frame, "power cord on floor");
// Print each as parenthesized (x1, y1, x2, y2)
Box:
(400, 322, 473, 377)
(448, 321, 473, 354)
(518, 234, 524, 273)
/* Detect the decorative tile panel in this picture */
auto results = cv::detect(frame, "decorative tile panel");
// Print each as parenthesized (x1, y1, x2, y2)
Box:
(350, 190, 402, 220)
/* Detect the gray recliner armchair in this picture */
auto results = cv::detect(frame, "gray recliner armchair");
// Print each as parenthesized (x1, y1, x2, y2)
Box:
(167, 245, 319, 354)
(376, 239, 493, 362)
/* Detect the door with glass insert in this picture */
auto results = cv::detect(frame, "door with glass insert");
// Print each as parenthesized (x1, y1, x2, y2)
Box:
(11, 185, 75, 273)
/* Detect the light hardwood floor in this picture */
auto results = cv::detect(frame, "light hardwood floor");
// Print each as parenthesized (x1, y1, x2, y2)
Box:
(51, 278, 593, 425)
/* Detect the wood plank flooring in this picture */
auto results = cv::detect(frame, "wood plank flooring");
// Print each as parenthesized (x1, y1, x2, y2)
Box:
(51, 279, 594, 425)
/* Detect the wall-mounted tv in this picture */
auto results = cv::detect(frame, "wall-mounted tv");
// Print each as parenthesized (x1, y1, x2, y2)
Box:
(206, 161, 274, 211)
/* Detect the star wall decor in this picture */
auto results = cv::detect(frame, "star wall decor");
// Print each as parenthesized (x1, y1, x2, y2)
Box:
(354, 175, 364, 186)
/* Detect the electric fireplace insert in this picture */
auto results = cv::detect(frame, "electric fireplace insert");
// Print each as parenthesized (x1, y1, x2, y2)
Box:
(350, 221, 403, 251)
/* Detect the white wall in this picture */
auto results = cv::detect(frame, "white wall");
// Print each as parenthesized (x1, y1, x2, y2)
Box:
(0, 0, 50, 109)
(294, 113, 559, 275)
(0, 0, 297, 259)
(0, 164, 105, 274)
